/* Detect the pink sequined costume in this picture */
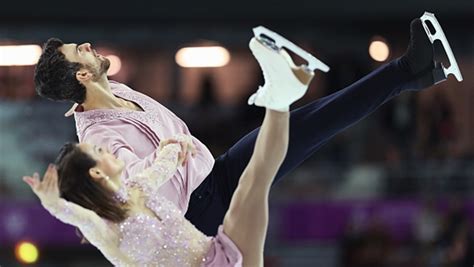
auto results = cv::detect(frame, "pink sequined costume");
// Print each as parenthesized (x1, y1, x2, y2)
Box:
(74, 81, 215, 213)
(43, 141, 242, 267)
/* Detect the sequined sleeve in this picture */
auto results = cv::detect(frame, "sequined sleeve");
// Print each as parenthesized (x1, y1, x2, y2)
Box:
(42, 199, 135, 266)
(131, 141, 182, 194)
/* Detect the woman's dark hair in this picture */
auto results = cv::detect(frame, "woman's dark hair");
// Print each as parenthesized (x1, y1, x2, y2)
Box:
(34, 38, 87, 104)
(55, 143, 128, 223)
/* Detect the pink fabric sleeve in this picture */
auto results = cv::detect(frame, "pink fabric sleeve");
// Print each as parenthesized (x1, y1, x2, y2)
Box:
(82, 124, 159, 181)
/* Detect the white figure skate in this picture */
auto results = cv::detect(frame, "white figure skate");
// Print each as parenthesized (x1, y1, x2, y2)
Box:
(420, 12, 463, 82)
(253, 26, 330, 73)
(248, 26, 330, 112)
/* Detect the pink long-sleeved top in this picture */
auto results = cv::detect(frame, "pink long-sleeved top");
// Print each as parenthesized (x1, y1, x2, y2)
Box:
(74, 81, 215, 212)
(44, 142, 242, 266)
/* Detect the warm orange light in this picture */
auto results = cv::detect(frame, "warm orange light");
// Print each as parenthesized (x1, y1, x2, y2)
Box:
(15, 241, 39, 264)
(175, 46, 230, 68)
(369, 39, 390, 62)
(0, 45, 42, 66)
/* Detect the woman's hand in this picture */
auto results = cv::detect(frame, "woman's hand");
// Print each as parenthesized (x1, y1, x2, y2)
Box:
(23, 164, 61, 206)
(159, 135, 197, 166)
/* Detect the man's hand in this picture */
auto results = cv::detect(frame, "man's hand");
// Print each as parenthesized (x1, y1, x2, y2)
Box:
(23, 164, 61, 205)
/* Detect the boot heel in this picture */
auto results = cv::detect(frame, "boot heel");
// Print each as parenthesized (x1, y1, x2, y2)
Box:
(432, 62, 447, 85)
(420, 12, 463, 82)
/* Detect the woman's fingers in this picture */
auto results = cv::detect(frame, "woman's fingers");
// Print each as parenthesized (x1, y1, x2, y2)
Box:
(161, 136, 196, 165)
(179, 141, 190, 166)
(23, 174, 41, 194)
(47, 166, 60, 195)
(32, 175, 39, 187)
(43, 165, 53, 188)
(50, 165, 59, 185)
(189, 142, 197, 157)
(177, 151, 186, 166)
(183, 141, 196, 164)
(22, 176, 36, 188)
(23, 164, 60, 201)
(45, 165, 59, 191)
(27, 164, 56, 193)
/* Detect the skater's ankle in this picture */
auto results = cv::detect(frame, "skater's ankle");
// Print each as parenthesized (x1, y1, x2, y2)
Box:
(402, 18, 435, 75)
(292, 67, 314, 85)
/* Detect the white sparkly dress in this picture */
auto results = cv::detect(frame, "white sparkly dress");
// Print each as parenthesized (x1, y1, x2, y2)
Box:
(43, 141, 242, 267)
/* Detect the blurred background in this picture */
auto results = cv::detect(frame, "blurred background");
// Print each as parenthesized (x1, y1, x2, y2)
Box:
(0, 0, 473, 266)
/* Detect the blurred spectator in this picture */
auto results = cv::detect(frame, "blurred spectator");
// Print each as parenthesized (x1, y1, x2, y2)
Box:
(334, 164, 385, 199)
(413, 198, 442, 266)
(416, 87, 456, 160)
(0, 66, 36, 100)
(435, 198, 474, 267)
(415, 198, 441, 245)
(379, 93, 417, 161)
(339, 217, 394, 267)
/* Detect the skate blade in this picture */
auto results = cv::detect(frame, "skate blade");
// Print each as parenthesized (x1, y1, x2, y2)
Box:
(420, 12, 463, 82)
(252, 26, 330, 73)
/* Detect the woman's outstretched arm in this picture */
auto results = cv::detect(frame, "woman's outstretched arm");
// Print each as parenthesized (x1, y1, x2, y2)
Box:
(23, 165, 133, 266)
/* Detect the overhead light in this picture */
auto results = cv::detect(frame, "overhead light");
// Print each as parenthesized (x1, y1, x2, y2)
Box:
(368, 37, 390, 62)
(175, 46, 230, 68)
(0, 45, 42, 66)
(15, 241, 39, 264)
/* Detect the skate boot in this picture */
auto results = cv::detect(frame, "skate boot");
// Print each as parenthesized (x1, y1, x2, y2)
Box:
(248, 26, 330, 112)
(401, 12, 463, 90)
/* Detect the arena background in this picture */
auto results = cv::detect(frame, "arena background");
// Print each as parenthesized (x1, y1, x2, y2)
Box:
(0, 0, 473, 266)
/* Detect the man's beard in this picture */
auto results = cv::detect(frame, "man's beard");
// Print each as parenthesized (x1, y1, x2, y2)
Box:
(98, 57, 111, 75)
(87, 57, 111, 82)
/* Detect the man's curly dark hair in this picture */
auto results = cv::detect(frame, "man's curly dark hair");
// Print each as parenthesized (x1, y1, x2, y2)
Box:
(34, 38, 87, 103)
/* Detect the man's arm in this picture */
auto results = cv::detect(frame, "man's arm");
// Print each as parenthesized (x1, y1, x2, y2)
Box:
(82, 123, 163, 180)
(83, 124, 194, 182)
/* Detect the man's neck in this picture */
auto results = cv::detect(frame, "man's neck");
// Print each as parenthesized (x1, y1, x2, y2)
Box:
(81, 78, 125, 111)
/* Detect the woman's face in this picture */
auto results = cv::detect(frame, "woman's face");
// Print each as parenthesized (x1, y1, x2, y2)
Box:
(77, 143, 124, 183)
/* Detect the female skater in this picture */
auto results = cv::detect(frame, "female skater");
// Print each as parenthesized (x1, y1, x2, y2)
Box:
(23, 37, 313, 266)
(33, 13, 462, 237)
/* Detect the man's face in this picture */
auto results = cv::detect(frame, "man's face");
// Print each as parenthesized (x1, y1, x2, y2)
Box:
(59, 42, 110, 79)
